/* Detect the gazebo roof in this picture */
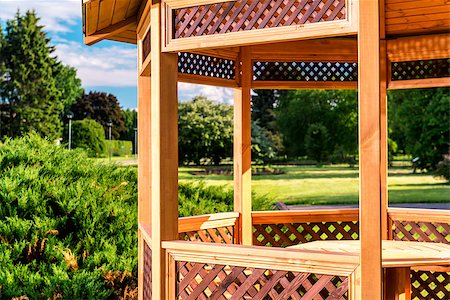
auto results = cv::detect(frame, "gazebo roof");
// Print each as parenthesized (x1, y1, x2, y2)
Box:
(83, 0, 450, 46)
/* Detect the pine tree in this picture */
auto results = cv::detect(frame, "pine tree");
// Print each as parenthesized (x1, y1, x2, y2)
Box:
(0, 11, 64, 139)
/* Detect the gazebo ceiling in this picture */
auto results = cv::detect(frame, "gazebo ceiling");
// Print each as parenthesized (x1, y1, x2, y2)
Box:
(83, 0, 450, 47)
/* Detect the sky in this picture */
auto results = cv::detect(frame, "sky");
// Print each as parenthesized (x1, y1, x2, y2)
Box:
(0, 0, 233, 109)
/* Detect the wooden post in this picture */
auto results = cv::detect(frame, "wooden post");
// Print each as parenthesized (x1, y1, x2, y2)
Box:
(150, 1, 179, 299)
(358, 0, 383, 298)
(386, 268, 412, 300)
(234, 47, 252, 245)
(380, 40, 389, 240)
(137, 74, 151, 300)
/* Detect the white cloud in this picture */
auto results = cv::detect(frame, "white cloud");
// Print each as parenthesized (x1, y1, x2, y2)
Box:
(0, 0, 81, 33)
(54, 41, 137, 87)
(179, 83, 234, 104)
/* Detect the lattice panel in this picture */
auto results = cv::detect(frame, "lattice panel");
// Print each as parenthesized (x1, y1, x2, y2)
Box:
(176, 261, 349, 299)
(391, 58, 450, 81)
(143, 242, 152, 300)
(173, 0, 347, 39)
(253, 221, 359, 247)
(392, 220, 450, 244)
(178, 52, 236, 80)
(142, 30, 151, 63)
(253, 61, 358, 81)
(392, 220, 450, 300)
(179, 225, 236, 244)
(411, 270, 450, 300)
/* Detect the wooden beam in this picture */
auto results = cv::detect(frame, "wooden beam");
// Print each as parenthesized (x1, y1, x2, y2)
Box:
(388, 77, 450, 90)
(358, 0, 382, 298)
(380, 40, 389, 241)
(150, 1, 179, 299)
(251, 81, 358, 90)
(84, 15, 136, 45)
(387, 34, 450, 62)
(178, 73, 238, 88)
(234, 47, 252, 246)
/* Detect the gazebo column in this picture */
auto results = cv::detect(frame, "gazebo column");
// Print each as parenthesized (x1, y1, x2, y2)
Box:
(358, 0, 383, 298)
(234, 47, 252, 245)
(149, 2, 179, 299)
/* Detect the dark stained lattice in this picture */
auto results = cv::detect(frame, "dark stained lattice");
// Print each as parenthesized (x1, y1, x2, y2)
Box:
(142, 30, 151, 63)
(143, 242, 152, 300)
(391, 58, 450, 81)
(173, 0, 347, 39)
(411, 270, 450, 300)
(392, 220, 450, 300)
(179, 225, 236, 244)
(253, 221, 359, 248)
(253, 61, 358, 81)
(176, 261, 349, 300)
(178, 52, 236, 80)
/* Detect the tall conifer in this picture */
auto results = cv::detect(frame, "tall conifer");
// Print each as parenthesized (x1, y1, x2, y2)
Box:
(0, 11, 64, 139)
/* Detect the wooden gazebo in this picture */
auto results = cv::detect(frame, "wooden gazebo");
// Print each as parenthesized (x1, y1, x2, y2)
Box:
(82, 0, 450, 299)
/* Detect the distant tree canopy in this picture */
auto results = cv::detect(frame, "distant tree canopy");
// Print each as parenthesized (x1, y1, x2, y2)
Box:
(178, 96, 233, 165)
(276, 90, 358, 161)
(0, 10, 82, 140)
(66, 119, 106, 157)
(119, 108, 138, 152)
(389, 88, 449, 171)
(70, 91, 125, 140)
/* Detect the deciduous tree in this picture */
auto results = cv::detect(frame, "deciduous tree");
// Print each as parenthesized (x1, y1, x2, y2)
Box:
(70, 91, 125, 139)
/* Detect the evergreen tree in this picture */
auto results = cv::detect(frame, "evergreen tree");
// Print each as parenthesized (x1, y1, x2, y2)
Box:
(70, 91, 125, 139)
(0, 22, 8, 138)
(0, 11, 64, 139)
(251, 89, 278, 131)
(120, 108, 138, 152)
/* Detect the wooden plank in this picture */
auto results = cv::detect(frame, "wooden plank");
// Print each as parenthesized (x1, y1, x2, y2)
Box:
(162, 241, 359, 276)
(178, 73, 238, 88)
(252, 209, 360, 224)
(386, 5, 450, 19)
(387, 34, 450, 62)
(385, 0, 449, 11)
(387, 18, 450, 35)
(348, 265, 361, 300)
(86, 0, 100, 35)
(234, 47, 252, 246)
(111, 0, 130, 23)
(358, 0, 382, 298)
(386, 12, 450, 25)
(388, 77, 450, 90)
(84, 16, 136, 45)
(387, 208, 450, 223)
(251, 80, 358, 90)
(97, 0, 115, 30)
(163, 17, 356, 52)
(178, 212, 239, 232)
(150, 2, 179, 299)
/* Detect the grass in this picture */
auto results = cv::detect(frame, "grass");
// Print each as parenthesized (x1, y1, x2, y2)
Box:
(179, 165, 449, 206)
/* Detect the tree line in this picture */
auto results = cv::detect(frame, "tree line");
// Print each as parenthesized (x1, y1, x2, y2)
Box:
(0, 11, 137, 154)
(178, 89, 449, 175)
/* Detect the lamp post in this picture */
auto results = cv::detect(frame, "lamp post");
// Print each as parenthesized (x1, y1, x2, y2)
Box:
(134, 127, 137, 159)
(67, 111, 74, 150)
(107, 120, 113, 161)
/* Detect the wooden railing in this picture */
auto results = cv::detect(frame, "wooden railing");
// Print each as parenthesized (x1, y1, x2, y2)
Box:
(178, 212, 240, 244)
(163, 241, 359, 299)
(388, 208, 450, 300)
(252, 208, 360, 247)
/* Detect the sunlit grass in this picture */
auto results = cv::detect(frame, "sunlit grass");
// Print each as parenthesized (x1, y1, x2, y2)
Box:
(179, 165, 449, 206)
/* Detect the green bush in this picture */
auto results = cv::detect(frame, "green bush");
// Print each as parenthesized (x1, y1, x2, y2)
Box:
(0, 134, 138, 299)
(66, 119, 106, 157)
(0, 135, 272, 298)
(105, 140, 133, 157)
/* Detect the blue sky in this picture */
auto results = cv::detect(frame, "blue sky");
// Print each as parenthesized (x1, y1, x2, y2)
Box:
(0, 0, 233, 109)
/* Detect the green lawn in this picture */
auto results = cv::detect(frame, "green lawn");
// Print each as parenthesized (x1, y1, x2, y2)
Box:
(179, 165, 449, 206)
